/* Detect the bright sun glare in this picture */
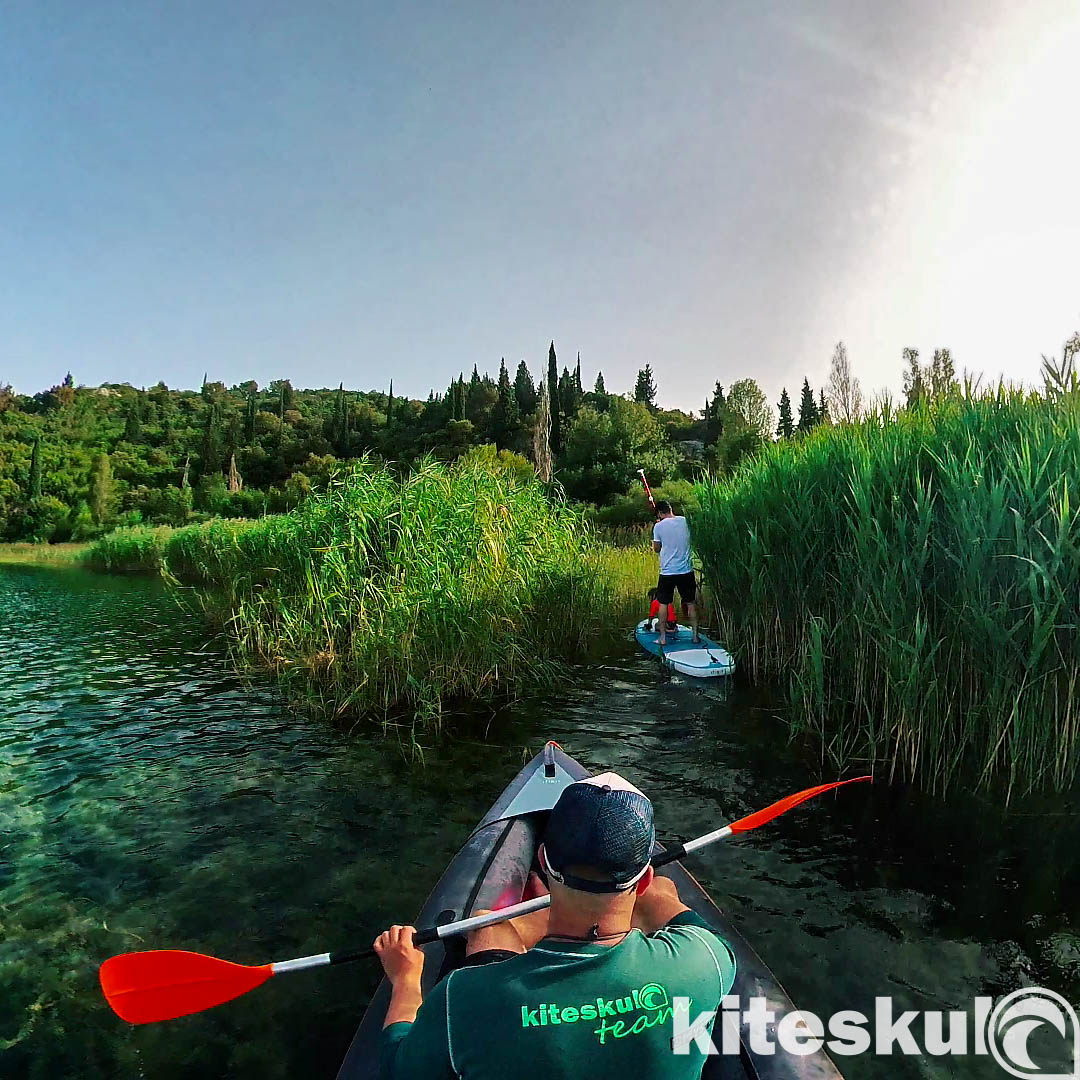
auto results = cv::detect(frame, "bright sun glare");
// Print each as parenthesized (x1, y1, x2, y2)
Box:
(845, 4, 1080, 392)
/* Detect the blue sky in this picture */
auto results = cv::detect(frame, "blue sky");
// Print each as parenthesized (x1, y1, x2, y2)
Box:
(2, 1, 1078, 410)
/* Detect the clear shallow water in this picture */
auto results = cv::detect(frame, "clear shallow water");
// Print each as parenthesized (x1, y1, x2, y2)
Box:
(1, 564, 1078, 1078)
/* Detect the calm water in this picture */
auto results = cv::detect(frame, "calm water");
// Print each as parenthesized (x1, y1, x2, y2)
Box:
(2, 564, 1078, 1079)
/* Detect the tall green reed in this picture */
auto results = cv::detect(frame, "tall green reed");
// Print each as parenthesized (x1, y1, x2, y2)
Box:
(694, 386, 1080, 798)
(89, 458, 638, 743)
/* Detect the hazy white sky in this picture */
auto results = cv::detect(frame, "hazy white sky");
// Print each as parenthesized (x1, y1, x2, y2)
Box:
(2, 1, 1077, 410)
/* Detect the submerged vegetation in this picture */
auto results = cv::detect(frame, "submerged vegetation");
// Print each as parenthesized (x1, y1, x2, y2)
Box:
(695, 372, 1080, 798)
(87, 457, 646, 737)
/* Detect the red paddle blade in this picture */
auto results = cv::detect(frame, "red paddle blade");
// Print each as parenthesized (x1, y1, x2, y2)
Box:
(728, 776, 872, 834)
(100, 950, 273, 1024)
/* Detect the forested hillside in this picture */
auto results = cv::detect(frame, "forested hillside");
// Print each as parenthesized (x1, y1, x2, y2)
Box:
(0, 340, 844, 542)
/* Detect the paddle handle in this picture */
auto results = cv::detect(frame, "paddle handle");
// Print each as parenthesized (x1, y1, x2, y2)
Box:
(320, 838, 731, 969)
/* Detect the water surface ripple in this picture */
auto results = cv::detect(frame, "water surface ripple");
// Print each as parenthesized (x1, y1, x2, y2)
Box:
(1, 565, 1077, 1078)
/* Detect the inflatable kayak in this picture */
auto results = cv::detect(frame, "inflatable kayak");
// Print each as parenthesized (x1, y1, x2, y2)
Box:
(635, 619, 736, 678)
(337, 742, 842, 1079)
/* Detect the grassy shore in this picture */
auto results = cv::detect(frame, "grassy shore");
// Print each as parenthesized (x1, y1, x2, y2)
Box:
(0, 542, 90, 567)
(87, 458, 652, 739)
(694, 386, 1080, 798)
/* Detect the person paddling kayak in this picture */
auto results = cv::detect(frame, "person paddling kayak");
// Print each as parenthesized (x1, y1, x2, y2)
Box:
(373, 773, 736, 1079)
(651, 501, 699, 646)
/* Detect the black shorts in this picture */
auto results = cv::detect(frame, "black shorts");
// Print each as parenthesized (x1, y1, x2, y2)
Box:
(655, 572, 696, 607)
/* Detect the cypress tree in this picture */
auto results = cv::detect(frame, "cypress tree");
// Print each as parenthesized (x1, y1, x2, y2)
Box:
(454, 376, 466, 422)
(386, 381, 394, 426)
(574, 353, 583, 394)
(634, 365, 657, 406)
(559, 366, 579, 421)
(29, 435, 42, 500)
(777, 389, 794, 439)
(705, 382, 725, 444)
(817, 387, 830, 425)
(245, 391, 257, 444)
(494, 358, 520, 448)
(200, 403, 223, 474)
(797, 378, 818, 433)
(89, 452, 113, 524)
(123, 400, 142, 443)
(594, 371, 606, 394)
(514, 361, 537, 415)
(547, 342, 561, 454)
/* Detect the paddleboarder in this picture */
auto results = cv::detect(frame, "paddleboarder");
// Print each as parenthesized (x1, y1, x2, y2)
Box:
(373, 773, 736, 1078)
(651, 501, 700, 646)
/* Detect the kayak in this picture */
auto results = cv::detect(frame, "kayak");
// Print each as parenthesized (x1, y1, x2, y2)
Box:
(635, 619, 736, 678)
(337, 742, 842, 1079)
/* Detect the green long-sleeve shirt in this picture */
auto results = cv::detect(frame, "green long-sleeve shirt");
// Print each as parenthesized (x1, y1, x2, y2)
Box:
(380, 911, 736, 1079)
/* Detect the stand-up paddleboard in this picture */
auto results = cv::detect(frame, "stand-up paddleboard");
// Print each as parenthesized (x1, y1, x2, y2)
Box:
(635, 619, 736, 677)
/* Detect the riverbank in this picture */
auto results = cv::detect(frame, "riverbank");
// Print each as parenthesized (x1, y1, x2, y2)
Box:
(694, 386, 1080, 798)
(0, 541, 90, 567)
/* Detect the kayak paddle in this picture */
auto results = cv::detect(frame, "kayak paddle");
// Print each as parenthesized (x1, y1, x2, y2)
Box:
(100, 774, 870, 1024)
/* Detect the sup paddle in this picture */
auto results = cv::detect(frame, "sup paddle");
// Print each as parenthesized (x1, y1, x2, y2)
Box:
(100, 775, 871, 1024)
(637, 468, 656, 512)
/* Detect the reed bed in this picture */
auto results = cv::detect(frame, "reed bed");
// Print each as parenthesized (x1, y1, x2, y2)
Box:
(694, 387, 1080, 798)
(0, 542, 90, 567)
(90, 459, 642, 738)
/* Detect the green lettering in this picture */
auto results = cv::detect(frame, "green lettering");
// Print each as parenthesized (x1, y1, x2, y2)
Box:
(548, 1004, 561, 1024)
(615, 995, 633, 1014)
(580, 1004, 597, 1021)
(521, 1007, 540, 1028)
(561, 1006, 579, 1023)
(596, 997, 616, 1018)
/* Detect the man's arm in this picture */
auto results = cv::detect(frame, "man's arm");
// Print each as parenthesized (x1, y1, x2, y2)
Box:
(375, 926, 456, 1080)
(652, 540, 662, 553)
(374, 925, 425, 1026)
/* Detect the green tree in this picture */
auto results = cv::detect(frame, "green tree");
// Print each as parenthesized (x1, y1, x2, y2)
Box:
(929, 348, 957, 400)
(725, 379, 774, 440)
(514, 361, 537, 415)
(123, 400, 142, 442)
(777, 388, 794, 439)
(492, 359, 521, 449)
(634, 365, 657, 407)
(29, 435, 42, 500)
(547, 342, 561, 454)
(558, 366, 580, 422)
(245, 391, 257, 445)
(594, 371, 606, 394)
(574, 353, 583, 394)
(704, 382, 725, 444)
(386, 380, 394, 425)
(200, 403, 223, 476)
(902, 348, 926, 407)
(817, 388, 830, 425)
(797, 378, 819, 433)
(88, 452, 113, 525)
(561, 398, 677, 504)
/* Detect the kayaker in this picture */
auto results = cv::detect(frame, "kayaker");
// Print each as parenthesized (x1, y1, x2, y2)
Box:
(651, 501, 699, 646)
(373, 773, 736, 1078)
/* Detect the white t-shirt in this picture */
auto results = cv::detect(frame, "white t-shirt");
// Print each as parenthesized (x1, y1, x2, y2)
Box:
(652, 515, 693, 576)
